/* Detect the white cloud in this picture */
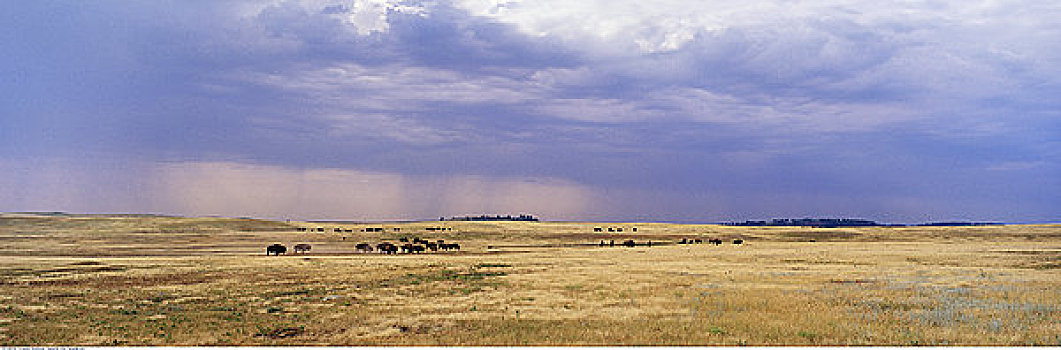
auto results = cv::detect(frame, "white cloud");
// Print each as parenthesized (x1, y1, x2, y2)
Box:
(223, 0, 1060, 136)
(257, 0, 429, 36)
(343, 0, 427, 35)
(455, 0, 1060, 99)
(456, 0, 849, 54)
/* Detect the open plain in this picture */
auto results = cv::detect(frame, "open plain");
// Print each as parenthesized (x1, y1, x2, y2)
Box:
(1, 213, 1059, 345)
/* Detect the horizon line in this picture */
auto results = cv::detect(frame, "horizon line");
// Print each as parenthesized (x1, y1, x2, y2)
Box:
(4, 211, 1058, 226)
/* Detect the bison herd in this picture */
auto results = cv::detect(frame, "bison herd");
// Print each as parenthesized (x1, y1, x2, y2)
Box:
(275, 225, 746, 256)
(591, 237, 744, 248)
(596, 239, 652, 247)
(677, 238, 742, 245)
(280, 226, 462, 256)
(676, 238, 741, 245)
(295, 227, 400, 233)
(353, 238, 461, 254)
(593, 227, 637, 233)
(267, 237, 460, 256)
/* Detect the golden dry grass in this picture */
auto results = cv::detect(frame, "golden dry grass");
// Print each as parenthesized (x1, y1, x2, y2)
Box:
(1, 213, 1059, 345)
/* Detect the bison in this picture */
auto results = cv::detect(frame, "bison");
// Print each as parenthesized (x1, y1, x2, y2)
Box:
(355, 243, 374, 253)
(377, 242, 397, 254)
(293, 244, 311, 254)
(733, 239, 744, 245)
(623, 240, 635, 247)
(267, 244, 287, 256)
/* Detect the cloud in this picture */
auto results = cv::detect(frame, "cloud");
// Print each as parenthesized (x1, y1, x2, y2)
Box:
(243, 62, 541, 106)
(455, 0, 1060, 108)
(151, 161, 598, 221)
(195, 0, 1061, 137)
(2, 0, 1057, 223)
(535, 98, 664, 123)
(338, 0, 428, 35)
(0, 158, 594, 221)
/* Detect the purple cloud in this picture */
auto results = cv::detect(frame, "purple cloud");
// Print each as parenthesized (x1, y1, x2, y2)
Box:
(1, 0, 1057, 223)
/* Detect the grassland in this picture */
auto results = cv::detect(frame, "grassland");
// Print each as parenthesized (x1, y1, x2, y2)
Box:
(1, 213, 1059, 345)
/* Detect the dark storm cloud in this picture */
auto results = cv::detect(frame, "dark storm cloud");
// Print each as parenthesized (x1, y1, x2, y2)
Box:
(1, 0, 1057, 222)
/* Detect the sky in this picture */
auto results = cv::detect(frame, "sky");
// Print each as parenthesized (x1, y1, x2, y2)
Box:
(1, 0, 1058, 223)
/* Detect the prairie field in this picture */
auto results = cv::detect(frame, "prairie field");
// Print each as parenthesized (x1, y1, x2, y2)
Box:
(1, 213, 1060, 345)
